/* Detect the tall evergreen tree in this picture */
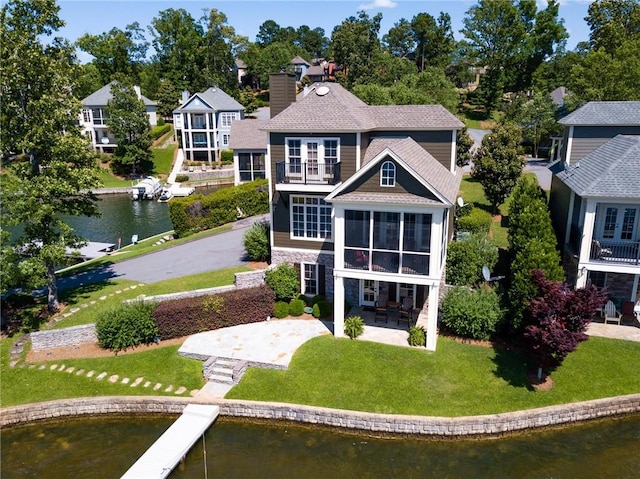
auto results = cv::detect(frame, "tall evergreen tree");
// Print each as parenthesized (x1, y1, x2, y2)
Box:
(0, 0, 101, 312)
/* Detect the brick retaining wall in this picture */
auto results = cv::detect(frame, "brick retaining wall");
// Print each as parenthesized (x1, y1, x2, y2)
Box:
(30, 325, 97, 351)
(2, 394, 639, 438)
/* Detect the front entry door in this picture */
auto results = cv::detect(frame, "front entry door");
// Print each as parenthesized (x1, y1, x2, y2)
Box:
(600, 205, 639, 242)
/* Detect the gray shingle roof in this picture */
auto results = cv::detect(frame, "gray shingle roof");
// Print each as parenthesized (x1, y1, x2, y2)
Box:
(263, 82, 463, 133)
(553, 135, 640, 198)
(329, 192, 443, 206)
(290, 56, 310, 66)
(174, 87, 244, 113)
(229, 119, 268, 150)
(558, 101, 640, 126)
(81, 81, 156, 106)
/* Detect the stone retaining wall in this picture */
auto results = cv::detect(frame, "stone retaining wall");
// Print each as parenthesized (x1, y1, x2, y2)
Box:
(2, 394, 639, 438)
(234, 269, 266, 289)
(126, 285, 236, 305)
(30, 325, 97, 351)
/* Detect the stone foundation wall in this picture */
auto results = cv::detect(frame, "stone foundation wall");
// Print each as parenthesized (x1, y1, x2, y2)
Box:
(2, 394, 639, 438)
(30, 325, 97, 351)
(606, 272, 637, 301)
(344, 278, 360, 309)
(235, 270, 266, 289)
(271, 249, 335, 299)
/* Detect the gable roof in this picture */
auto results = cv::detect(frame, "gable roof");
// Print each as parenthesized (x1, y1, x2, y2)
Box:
(552, 135, 640, 198)
(263, 82, 463, 133)
(229, 119, 268, 150)
(81, 81, 156, 106)
(326, 137, 461, 206)
(558, 101, 640, 126)
(173, 87, 244, 113)
(290, 56, 310, 66)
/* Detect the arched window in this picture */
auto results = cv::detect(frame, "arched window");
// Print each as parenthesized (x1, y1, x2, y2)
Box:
(380, 161, 396, 187)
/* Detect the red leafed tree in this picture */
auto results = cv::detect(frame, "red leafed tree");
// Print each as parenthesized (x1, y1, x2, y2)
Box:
(522, 270, 608, 379)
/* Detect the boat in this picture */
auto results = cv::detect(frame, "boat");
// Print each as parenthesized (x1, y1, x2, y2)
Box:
(157, 186, 173, 202)
(131, 177, 162, 200)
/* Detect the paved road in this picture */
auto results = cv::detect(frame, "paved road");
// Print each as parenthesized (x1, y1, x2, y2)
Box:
(57, 215, 268, 291)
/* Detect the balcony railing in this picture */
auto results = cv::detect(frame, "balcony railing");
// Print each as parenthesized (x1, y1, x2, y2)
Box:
(275, 161, 340, 185)
(589, 239, 640, 265)
(344, 248, 430, 276)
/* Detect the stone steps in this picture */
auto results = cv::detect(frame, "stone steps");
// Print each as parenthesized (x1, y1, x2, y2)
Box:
(204, 357, 246, 385)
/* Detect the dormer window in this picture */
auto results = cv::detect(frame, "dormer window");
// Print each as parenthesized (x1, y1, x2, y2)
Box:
(380, 161, 396, 187)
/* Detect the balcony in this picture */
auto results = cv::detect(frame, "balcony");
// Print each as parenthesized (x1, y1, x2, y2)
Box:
(276, 161, 340, 186)
(344, 248, 430, 276)
(589, 240, 640, 265)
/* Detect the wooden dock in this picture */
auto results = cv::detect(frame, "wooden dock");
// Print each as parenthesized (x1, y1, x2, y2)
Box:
(121, 404, 219, 479)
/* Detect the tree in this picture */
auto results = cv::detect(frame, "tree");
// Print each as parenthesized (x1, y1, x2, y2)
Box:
(411, 12, 455, 71)
(200, 8, 240, 93)
(0, 0, 101, 312)
(471, 124, 525, 212)
(383, 18, 415, 58)
(446, 234, 498, 287)
(106, 81, 153, 177)
(514, 91, 559, 158)
(585, 0, 640, 54)
(456, 127, 474, 167)
(256, 19, 282, 46)
(522, 270, 607, 379)
(507, 176, 564, 330)
(75, 22, 148, 86)
(295, 25, 328, 58)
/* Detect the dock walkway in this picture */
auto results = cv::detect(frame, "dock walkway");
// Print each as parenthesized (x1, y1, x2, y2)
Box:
(121, 404, 219, 479)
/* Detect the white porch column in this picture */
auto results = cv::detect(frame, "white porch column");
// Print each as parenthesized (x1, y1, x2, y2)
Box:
(576, 199, 597, 289)
(425, 285, 439, 351)
(333, 275, 345, 338)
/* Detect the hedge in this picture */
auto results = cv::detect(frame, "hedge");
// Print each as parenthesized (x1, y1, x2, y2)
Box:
(456, 207, 492, 234)
(151, 124, 171, 140)
(220, 149, 234, 165)
(152, 285, 275, 339)
(168, 179, 269, 237)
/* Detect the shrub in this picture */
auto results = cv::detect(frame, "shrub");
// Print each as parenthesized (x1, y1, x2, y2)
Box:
(456, 207, 492, 234)
(344, 315, 365, 339)
(296, 293, 310, 306)
(288, 298, 306, 316)
(96, 301, 158, 352)
(311, 294, 325, 305)
(408, 326, 426, 347)
(151, 123, 171, 140)
(264, 263, 299, 301)
(220, 149, 234, 165)
(153, 285, 275, 339)
(441, 285, 503, 340)
(312, 300, 332, 318)
(446, 234, 499, 286)
(175, 174, 189, 183)
(273, 301, 290, 319)
(243, 220, 270, 262)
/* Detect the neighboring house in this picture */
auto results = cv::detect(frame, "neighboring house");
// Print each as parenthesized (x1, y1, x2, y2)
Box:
(79, 82, 157, 153)
(305, 64, 327, 83)
(548, 101, 640, 304)
(290, 56, 310, 82)
(230, 119, 267, 184)
(252, 73, 464, 350)
(234, 58, 248, 87)
(173, 87, 245, 164)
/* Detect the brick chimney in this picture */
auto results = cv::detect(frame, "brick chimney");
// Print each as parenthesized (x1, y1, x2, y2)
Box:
(269, 72, 296, 118)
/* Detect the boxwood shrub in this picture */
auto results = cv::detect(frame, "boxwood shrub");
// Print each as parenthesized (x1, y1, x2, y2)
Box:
(440, 285, 503, 340)
(312, 300, 332, 318)
(457, 207, 492, 234)
(96, 301, 158, 352)
(152, 285, 275, 339)
(273, 301, 290, 318)
(288, 298, 306, 316)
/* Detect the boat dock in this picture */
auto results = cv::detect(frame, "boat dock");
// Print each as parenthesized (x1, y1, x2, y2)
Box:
(121, 404, 219, 479)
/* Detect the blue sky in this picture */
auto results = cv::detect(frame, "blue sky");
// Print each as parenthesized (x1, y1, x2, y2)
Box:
(56, 0, 594, 62)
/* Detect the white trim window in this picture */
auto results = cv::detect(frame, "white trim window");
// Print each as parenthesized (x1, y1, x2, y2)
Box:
(82, 109, 91, 124)
(220, 112, 236, 128)
(380, 161, 396, 187)
(286, 137, 340, 181)
(222, 134, 230, 146)
(302, 263, 318, 296)
(291, 196, 332, 240)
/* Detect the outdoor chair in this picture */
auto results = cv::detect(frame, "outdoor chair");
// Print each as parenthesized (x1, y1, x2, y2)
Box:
(603, 300, 622, 325)
(621, 301, 637, 324)
(397, 296, 414, 326)
(375, 294, 389, 323)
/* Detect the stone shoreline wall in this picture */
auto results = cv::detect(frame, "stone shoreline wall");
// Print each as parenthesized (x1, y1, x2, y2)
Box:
(2, 394, 638, 438)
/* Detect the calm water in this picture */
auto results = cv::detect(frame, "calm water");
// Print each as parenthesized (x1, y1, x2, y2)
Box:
(2, 415, 639, 478)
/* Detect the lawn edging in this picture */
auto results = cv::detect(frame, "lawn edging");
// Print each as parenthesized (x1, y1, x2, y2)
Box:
(2, 394, 638, 438)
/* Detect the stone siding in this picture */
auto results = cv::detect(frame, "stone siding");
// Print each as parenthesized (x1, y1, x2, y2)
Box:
(30, 325, 97, 351)
(2, 395, 638, 437)
(235, 270, 266, 289)
(271, 249, 335, 299)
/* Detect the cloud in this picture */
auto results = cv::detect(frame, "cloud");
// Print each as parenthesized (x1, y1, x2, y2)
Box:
(358, 0, 397, 10)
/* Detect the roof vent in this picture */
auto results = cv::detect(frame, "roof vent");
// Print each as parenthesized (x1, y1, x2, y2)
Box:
(316, 86, 330, 96)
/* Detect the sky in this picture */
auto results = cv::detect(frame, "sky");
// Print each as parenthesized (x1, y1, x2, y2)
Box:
(55, 0, 595, 62)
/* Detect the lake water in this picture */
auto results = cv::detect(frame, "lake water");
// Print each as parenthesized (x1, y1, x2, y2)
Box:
(2, 414, 639, 478)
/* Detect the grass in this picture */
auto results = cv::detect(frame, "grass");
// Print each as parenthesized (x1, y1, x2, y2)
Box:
(0, 343, 205, 407)
(152, 143, 176, 177)
(457, 103, 501, 129)
(227, 335, 640, 417)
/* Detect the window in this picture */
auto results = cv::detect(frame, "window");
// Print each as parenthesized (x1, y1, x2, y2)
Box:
(291, 196, 332, 240)
(302, 263, 318, 295)
(238, 152, 265, 182)
(222, 134, 229, 146)
(192, 113, 206, 129)
(82, 109, 91, 123)
(220, 112, 236, 128)
(380, 161, 396, 187)
(192, 133, 207, 147)
(285, 137, 340, 182)
(91, 108, 107, 125)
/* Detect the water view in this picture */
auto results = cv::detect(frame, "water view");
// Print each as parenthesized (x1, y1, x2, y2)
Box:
(2, 414, 639, 478)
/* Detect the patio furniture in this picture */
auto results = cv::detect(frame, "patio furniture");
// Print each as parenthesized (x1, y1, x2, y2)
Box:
(603, 300, 622, 325)
(375, 294, 389, 323)
(621, 301, 637, 323)
(397, 297, 414, 326)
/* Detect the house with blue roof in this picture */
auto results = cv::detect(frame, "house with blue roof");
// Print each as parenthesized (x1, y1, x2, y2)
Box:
(549, 101, 640, 308)
(173, 87, 245, 164)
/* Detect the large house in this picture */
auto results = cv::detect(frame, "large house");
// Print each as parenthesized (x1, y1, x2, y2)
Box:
(79, 82, 157, 153)
(173, 87, 245, 164)
(549, 101, 640, 305)
(252, 73, 464, 350)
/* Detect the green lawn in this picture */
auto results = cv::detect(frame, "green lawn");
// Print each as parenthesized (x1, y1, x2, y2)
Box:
(227, 335, 640, 416)
(152, 143, 176, 177)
